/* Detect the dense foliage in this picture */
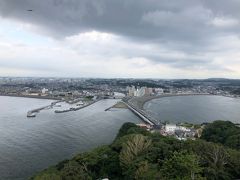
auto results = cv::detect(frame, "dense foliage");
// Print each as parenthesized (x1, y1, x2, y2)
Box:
(201, 120, 240, 150)
(32, 121, 240, 180)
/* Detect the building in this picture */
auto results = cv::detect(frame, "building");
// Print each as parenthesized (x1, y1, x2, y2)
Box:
(128, 86, 154, 97)
(145, 87, 153, 95)
(165, 124, 177, 133)
(41, 88, 48, 94)
(136, 123, 152, 130)
(154, 88, 164, 95)
(128, 86, 136, 96)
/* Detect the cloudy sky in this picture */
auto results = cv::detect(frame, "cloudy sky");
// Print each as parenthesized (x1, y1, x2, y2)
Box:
(0, 0, 240, 78)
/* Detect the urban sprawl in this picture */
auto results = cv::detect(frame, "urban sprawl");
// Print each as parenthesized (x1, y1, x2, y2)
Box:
(1, 77, 240, 140)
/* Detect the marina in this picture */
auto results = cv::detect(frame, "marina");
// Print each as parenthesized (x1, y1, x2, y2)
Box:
(26, 98, 100, 116)
(54, 100, 98, 113)
(26, 100, 63, 117)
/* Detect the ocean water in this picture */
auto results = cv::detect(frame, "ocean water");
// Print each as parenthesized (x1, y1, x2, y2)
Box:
(144, 95, 240, 124)
(0, 96, 141, 180)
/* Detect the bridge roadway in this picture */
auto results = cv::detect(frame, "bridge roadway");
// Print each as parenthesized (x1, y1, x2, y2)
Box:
(123, 100, 157, 126)
(123, 93, 211, 126)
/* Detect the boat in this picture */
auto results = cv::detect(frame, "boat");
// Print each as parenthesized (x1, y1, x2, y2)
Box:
(54, 109, 71, 113)
(76, 101, 84, 106)
(27, 112, 37, 118)
(54, 104, 62, 107)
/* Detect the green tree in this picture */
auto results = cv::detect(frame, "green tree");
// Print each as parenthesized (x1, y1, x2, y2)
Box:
(201, 120, 240, 150)
(226, 149, 240, 178)
(225, 134, 240, 149)
(31, 168, 62, 180)
(161, 151, 204, 180)
(134, 161, 159, 180)
(75, 146, 121, 179)
(60, 161, 91, 180)
(32, 122, 240, 180)
(116, 122, 137, 138)
(34, 173, 62, 180)
(120, 134, 152, 169)
(185, 140, 232, 179)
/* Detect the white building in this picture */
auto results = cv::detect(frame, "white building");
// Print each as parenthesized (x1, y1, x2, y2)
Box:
(128, 86, 136, 96)
(178, 126, 191, 132)
(128, 86, 154, 97)
(114, 92, 125, 98)
(165, 124, 177, 133)
(41, 88, 48, 94)
(154, 88, 164, 95)
(135, 87, 148, 97)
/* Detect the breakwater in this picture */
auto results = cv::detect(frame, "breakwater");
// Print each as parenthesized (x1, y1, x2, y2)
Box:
(55, 100, 98, 113)
(27, 100, 62, 117)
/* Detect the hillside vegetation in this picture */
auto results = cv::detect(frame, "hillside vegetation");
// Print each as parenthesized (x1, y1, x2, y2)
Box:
(32, 121, 240, 180)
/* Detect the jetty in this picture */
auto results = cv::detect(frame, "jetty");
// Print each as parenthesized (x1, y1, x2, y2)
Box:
(27, 100, 62, 117)
(54, 100, 98, 113)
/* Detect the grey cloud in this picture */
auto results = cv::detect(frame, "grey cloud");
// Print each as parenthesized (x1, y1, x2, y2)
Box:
(0, 0, 240, 73)
(0, 0, 239, 40)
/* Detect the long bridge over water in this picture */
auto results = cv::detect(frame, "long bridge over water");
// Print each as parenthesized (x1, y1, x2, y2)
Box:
(123, 93, 211, 126)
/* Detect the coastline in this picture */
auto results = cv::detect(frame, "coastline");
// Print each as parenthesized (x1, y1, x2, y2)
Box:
(0, 94, 61, 101)
(128, 93, 213, 110)
(0, 98, 140, 180)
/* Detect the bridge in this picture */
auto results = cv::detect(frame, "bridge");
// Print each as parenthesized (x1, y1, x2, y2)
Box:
(123, 93, 211, 126)
(122, 100, 159, 126)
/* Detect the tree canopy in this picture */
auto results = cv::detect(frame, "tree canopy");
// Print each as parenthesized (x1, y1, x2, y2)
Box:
(201, 120, 240, 150)
(32, 121, 240, 180)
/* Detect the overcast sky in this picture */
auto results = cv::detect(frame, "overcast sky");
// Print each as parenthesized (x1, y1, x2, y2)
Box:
(0, 0, 240, 78)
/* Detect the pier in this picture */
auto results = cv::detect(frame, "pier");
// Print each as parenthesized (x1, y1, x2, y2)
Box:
(27, 100, 62, 117)
(54, 100, 98, 113)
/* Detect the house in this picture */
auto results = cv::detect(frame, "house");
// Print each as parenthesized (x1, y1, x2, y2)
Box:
(136, 123, 152, 130)
(165, 124, 177, 133)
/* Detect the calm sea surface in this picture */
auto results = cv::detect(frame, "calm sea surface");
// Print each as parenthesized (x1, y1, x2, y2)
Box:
(0, 96, 141, 180)
(144, 95, 240, 124)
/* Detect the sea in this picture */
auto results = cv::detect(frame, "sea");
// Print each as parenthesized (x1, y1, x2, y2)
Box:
(144, 95, 240, 124)
(0, 96, 141, 180)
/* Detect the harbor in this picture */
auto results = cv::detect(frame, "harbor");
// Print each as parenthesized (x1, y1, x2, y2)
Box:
(54, 100, 98, 113)
(27, 100, 63, 117)
(26, 98, 99, 117)
(1, 97, 141, 180)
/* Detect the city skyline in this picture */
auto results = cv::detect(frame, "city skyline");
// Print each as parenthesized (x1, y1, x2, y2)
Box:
(0, 0, 240, 78)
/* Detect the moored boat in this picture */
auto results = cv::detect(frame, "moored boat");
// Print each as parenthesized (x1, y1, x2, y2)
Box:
(27, 112, 37, 117)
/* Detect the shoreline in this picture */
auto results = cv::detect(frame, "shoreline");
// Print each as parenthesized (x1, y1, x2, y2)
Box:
(0, 94, 61, 101)
(128, 93, 214, 110)
(125, 94, 240, 126)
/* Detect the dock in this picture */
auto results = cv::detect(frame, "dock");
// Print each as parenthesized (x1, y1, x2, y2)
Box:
(54, 100, 98, 113)
(27, 100, 62, 117)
